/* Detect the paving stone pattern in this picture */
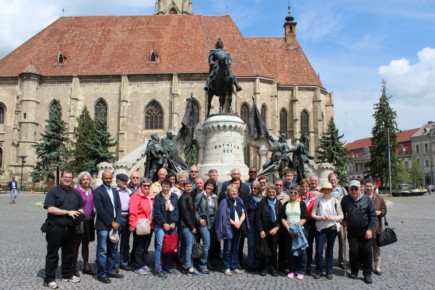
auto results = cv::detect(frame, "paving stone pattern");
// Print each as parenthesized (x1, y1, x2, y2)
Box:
(0, 192, 433, 289)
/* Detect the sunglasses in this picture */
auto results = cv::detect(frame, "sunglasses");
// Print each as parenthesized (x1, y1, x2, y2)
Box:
(289, 191, 298, 195)
(190, 171, 198, 173)
(349, 187, 359, 191)
(142, 184, 151, 188)
(249, 171, 257, 173)
(275, 184, 283, 187)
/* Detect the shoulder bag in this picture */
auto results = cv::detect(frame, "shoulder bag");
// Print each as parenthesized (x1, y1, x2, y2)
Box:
(136, 196, 152, 235)
(376, 216, 398, 247)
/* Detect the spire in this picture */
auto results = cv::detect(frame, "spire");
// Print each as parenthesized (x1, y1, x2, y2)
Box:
(283, 2, 297, 45)
(155, 0, 193, 15)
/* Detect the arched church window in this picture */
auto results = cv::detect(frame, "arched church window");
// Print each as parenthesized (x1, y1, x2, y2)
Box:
(145, 101, 163, 130)
(0, 104, 5, 124)
(279, 109, 288, 137)
(301, 110, 309, 148)
(261, 104, 267, 126)
(95, 99, 108, 125)
(240, 103, 249, 124)
(49, 100, 61, 116)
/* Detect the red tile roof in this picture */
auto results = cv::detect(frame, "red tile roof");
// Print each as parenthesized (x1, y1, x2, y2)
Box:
(0, 15, 322, 87)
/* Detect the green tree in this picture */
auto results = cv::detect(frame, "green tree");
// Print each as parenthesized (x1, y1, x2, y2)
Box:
(369, 81, 400, 189)
(410, 159, 424, 187)
(317, 117, 348, 185)
(397, 160, 411, 185)
(70, 106, 97, 174)
(92, 115, 117, 167)
(31, 102, 69, 184)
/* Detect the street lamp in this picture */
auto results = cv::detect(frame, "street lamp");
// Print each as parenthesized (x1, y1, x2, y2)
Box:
(17, 154, 27, 190)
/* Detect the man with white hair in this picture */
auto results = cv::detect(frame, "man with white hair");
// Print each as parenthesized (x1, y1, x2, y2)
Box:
(309, 174, 322, 197)
(150, 168, 167, 195)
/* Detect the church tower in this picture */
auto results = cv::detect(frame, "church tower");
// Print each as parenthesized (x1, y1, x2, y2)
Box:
(283, 4, 297, 45)
(155, 0, 193, 15)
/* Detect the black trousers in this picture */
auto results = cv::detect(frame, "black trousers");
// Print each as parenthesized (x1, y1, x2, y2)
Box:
(305, 220, 316, 268)
(262, 234, 278, 271)
(133, 231, 153, 270)
(44, 225, 75, 283)
(277, 228, 287, 269)
(347, 230, 373, 277)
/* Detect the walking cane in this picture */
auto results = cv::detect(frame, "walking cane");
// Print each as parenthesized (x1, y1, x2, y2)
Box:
(343, 227, 347, 277)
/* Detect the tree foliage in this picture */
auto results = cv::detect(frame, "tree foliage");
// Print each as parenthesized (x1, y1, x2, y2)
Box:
(69, 110, 117, 175)
(317, 117, 348, 185)
(397, 160, 411, 185)
(410, 159, 424, 187)
(70, 106, 98, 174)
(92, 115, 117, 167)
(31, 102, 69, 184)
(369, 81, 400, 188)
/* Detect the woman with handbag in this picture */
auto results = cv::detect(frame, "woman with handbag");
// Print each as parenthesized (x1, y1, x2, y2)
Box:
(311, 182, 344, 280)
(73, 171, 96, 276)
(129, 178, 155, 275)
(195, 179, 219, 274)
(364, 179, 387, 275)
(178, 180, 201, 275)
(153, 179, 179, 278)
(256, 185, 283, 277)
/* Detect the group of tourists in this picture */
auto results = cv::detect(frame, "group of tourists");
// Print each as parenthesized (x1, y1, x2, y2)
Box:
(42, 166, 387, 288)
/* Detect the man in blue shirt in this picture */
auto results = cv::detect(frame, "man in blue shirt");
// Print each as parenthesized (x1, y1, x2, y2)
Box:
(8, 176, 18, 204)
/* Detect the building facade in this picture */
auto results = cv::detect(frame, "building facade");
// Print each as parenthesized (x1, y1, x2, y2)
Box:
(0, 1, 334, 185)
(345, 129, 418, 181)
(411, 121, 435, 186)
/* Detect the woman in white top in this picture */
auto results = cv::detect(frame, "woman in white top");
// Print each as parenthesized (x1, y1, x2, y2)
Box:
(311, 182, 344, 280)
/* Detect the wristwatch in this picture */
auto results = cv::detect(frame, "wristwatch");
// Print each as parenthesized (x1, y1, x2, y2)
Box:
(66, 210, 70, 216)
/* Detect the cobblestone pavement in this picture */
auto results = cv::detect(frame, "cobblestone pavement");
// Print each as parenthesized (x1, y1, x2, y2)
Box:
(0, 192, 434, 289)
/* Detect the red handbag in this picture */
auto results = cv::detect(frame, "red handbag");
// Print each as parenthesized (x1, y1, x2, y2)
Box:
(162, 232, 179, 256)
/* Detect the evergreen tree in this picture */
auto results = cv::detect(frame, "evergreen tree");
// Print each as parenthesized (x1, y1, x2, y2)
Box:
(410, 159, 424, 187)
(70, 106, 97, 174)
(369, 81, 400, 189)
(31, 102, 69, 184)
(92, 115, 117, 168)
(317, 117, 348, 185)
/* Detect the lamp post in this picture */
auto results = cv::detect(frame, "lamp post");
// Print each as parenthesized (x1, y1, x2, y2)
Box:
(17, 154, 27, 190)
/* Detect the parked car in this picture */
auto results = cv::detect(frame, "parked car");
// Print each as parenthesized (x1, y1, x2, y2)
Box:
(399, 184, 409, 190)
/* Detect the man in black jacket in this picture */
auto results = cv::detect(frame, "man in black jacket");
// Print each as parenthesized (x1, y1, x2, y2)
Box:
(341, 180, 377, 284)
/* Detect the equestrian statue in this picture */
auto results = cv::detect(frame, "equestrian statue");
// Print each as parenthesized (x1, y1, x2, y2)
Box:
(204, 38, 242, 117)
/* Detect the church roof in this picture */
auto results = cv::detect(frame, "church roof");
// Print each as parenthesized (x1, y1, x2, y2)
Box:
(0, 15, 323, 87)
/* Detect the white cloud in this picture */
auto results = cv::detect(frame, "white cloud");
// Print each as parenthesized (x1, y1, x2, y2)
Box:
(379, 47, 435, 101)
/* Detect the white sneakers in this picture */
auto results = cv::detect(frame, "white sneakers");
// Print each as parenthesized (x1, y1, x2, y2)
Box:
(61, 275, 81, 283)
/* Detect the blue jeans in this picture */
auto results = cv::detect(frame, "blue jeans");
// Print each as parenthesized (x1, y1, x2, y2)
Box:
(180, 226, 194, 268)
(315, 227, 338, 275)
(247, 225, 261, 269)
(198, 226, 210, 270)
(154, 224, 177, 271)
(117, 216, 131, 267)
(96, 229, 118, 278)
(285, 232, 307, 275)
(223, 228, 241, 270)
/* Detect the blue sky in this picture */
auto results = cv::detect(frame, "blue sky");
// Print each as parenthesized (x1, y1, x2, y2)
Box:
(1, 0, 434, 142)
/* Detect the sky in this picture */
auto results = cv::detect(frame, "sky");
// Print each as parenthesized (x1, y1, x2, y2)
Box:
(1, 0, 434, 142)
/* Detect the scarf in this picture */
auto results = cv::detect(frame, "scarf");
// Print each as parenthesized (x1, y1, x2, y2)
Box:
(251, 195, 261, 204)
(267, 197, 277, 223)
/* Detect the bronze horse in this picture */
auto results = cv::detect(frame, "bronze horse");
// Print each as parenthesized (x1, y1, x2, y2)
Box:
(206, 50, 236, 117)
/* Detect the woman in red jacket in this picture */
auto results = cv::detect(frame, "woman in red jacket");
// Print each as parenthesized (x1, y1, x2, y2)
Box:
(129, 178, 155, 275)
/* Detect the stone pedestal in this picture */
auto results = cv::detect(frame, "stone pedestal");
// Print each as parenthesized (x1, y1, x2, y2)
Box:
(197, 115, 249, 181)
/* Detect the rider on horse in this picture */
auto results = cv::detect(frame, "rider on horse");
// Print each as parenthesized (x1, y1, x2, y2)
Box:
(204, 38, 242, 92)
